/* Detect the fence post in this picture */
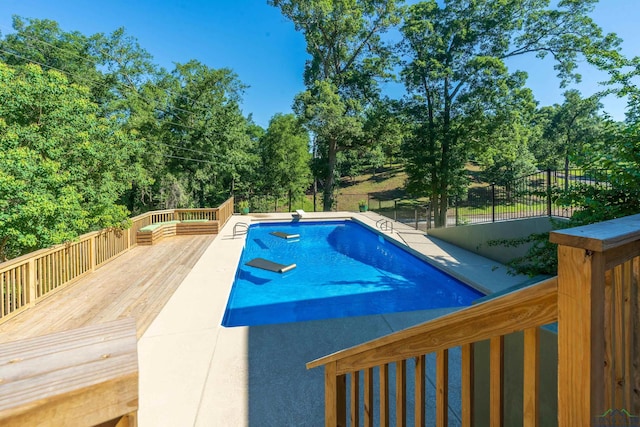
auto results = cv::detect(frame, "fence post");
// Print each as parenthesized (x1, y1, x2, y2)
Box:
(546, 169, 552, 217)
(491, 184, 496, 223)
(455, 197, 459, 226)
(394, 200, 397, 221)
(415, 208, 419, 230)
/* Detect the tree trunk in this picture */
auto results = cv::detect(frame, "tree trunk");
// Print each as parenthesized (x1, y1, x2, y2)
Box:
(323, 139, 338, 211)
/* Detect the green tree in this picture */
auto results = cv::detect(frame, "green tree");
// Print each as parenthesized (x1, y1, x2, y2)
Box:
(0, 63, 139, 259)
(157, 60, 257, 207)
(294, 80, 363, 209)
(259, 114, 312, 207)
(400, 0, 624, 227)
(532, 90, 604, 182)
(0, 16, 170, 215)
(270, 0, 403, 210)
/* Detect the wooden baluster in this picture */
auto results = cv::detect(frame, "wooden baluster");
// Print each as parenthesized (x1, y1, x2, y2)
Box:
(364, 367, 374, 427)
(27, 259, 36, 307)
(11, 268, 16, 311)
(350, 371, 359, 426)
(380, 363, 389, 427)
(1, 272, 5, 317)
(396, 359, 406, 427)
(415, 355, 426, 427)
(436, 349, 448, 427)
(461, 343, 474, 427)
(490, 336, 504, 427)
(523, 327, 539, 427)
(15, 265, 22, 308)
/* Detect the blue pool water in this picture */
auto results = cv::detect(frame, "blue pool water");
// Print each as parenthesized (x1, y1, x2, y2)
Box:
(222, 221, 483, 327)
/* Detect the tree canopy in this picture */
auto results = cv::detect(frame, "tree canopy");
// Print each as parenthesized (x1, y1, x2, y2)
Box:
(270, 0, 403, 210)
(0, 63, 139, 260)
(400, 0, 625, 226)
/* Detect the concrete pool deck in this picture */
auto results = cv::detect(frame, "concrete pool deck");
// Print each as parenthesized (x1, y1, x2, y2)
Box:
(137, 212, 534, 426)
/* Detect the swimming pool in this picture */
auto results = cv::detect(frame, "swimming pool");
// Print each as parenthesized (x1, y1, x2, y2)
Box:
(221, 220, 483, 327)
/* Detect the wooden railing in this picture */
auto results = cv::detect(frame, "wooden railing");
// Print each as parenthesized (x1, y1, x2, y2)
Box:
(308, 278, 558, 426)
(550, 213, 640, 424)
(309, 213, 640, 426)
(0, 197, 234, 323)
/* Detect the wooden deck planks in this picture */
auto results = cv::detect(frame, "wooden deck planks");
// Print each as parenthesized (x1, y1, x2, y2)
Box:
(0, 235, 215, 343)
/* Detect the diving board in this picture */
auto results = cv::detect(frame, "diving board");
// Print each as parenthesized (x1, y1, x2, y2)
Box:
(270, 231, 300, 240)
(246, 258, 297, 273)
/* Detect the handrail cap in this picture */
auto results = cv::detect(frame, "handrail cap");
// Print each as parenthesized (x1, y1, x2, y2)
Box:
(550, 213, 640, 252)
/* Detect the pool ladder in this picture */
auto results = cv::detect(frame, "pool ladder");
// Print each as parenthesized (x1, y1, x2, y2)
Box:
(375, 218, 394, 233)
(233, 222, 249, 237)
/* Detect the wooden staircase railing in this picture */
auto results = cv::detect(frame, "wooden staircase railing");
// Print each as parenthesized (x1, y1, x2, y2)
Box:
(308, 277, 558, 427)
(310, 213, 640, 426)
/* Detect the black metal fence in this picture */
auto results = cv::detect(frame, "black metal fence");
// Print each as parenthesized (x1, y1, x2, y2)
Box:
(236, 169, 612, 230)
(368, 169, 613, 229)
(451, 169, 612, 226)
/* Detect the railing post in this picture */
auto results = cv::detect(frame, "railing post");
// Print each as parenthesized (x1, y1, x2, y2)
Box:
(555, 244, 606, 424)
(325, 362, 346, 427)
(491, 184, 496, 223)
(546, 169, 552, 217)
(551, 222, 614, 425)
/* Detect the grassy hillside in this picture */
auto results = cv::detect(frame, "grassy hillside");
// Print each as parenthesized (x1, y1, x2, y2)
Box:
(334, 164, 411, 211)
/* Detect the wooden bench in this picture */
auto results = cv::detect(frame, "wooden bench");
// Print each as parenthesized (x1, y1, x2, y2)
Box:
(0, 318, 138, 426)
(136, 219, 219, 245)
(176, 219, 219, 235)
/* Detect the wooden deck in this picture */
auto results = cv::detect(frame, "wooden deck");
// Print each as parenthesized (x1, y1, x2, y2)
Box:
(0, 234, 215, 344)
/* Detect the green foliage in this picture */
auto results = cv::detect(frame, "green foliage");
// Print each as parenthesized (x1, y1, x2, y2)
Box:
(270, 0, 403, 211)
(259, 113, 312, 200)
(529, 90, 605, 171)
(294, 80, 364, 210)
(0, 63, 137, 259)
(153, 60, 258, 208)
(400, 0, 623, 227)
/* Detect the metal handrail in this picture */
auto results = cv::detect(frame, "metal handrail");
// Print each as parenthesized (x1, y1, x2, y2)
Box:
(233, 222, 249, 237)
(375, 218, 394, 233)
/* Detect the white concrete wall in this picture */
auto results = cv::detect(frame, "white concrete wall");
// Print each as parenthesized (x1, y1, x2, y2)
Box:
(427, 217, 564, 264)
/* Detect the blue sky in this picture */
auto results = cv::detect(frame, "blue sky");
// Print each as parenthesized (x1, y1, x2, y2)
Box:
(1, 0, 637, 128)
